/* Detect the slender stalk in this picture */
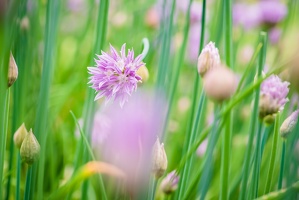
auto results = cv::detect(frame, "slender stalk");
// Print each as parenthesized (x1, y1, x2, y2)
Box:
(24, 167, 33, 200)
(198, 105, 222, 200)
(252, 121, 263, 198)
(239, 32, 267, 200)
(15, 153, 21, 200)
(220, 0, 233, 198)
(220, 112, 231, 200)
(79, 0, 109, 199)
(148, 178, 158, 200)
(161, 0, 193, 141)
(264, 114, 280, 194)
(278, 140, 286, 189)
(34, 0, 60, 198)
(176, 0, 206, 198)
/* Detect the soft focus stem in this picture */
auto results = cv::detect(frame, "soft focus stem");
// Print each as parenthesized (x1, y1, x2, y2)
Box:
(24, 167, 33, 200)
(278, 140, 286, 189)
(15, 153, 21, 200)
(264, 114, 280, 194)
(176, 0, 206, 198)
(220, 111, 231, 200)
(239, 32, 267, 200)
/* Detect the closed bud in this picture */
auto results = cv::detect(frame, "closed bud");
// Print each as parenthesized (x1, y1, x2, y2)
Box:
(160, 170, 179, 194)
(137, 65, 149, 83)
(280, 110, 299, 138)
(13, 123, 28, 149)
(8, 52, 18, 87)
(152, 138, 167, 179)
(203, 65, 237, 102)
(20, 129, 40, 165)
(197, 42, 220, 77)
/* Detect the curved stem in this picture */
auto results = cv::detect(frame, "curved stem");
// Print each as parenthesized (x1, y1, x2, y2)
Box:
(141, 38, 150, 60)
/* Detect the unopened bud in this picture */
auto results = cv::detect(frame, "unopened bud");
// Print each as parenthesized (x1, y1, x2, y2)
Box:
(203, 65, 237, 102)
(13, 123, 28, 149)
(137, 65, 149, 83)
(152, 138, 167, 179)
(280, 110, 299, 138)
(160, 170, 179, 194)
(197, 42, 220, 77)
(20, 129, 40, 165)
(8, 52, 18, 87)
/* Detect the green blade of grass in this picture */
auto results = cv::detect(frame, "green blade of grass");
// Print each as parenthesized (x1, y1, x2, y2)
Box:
(278, 140, 286, 190)
(79, 0, 109, 199)
(238, 32, 267, 200)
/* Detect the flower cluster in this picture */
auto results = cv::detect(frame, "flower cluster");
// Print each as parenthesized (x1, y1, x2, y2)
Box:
(259, 75, 290, 120)
(88, 44, 144, 107)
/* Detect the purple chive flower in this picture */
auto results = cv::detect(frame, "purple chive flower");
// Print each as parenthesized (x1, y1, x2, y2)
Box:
(269, 28, 282, 44)
(88, 44, 144, 107)
(259, 75, 290, 120)
(160, 170, 180, 194)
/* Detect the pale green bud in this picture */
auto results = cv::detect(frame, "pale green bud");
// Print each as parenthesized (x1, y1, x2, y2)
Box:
(20, 129, 40, 165)
(13, 123, 28, 149)
(152, 138, 167, 179)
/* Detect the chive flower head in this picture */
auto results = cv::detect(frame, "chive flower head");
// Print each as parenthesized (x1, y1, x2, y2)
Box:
(197, 42, 220, 77)
(88, 44, 144, 107)
(259, 75, 290, 119)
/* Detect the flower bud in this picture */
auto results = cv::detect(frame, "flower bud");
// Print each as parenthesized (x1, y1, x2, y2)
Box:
(280, 110, 299, 138)
(152, 138, 167, 179)
(20, 129, 40, 165)
(137, 65, 149, 83)
(160, 170, 179, 194)
(8, 52, 18, 87)
(197, 42, 220, 77)
(203, 65, 237, 102)
(13, 123, 28, 149)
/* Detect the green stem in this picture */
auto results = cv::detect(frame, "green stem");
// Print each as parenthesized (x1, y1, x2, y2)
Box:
(34, 0, 60, 199)
(220, 112, 231, 200)
(239, 32, 267, 200)
(278, 140, 286, 189)
(252, 121, 263, 198)
(176, 0, 206, 198)
(148, 178, 158, 200)
(15, 153, 21, 200)
(198, 104, 222, 200)
(161, 0, 193, 141)
(24, 167, 33, 200)
(264, 114, 280, 194)
(79, 0, 109, 199)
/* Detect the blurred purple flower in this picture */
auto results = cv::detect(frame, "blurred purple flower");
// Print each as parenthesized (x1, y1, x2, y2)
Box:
(88, 44, 144, 107)
(177, 1, 202, 24)
(233, 3, 262, 30)
(259, 1, 287, 24)
(269, 28, 282, 44)
(196, 139, 208, 157)
(94, 91, 167, 192)
(187, 24, 201, 62)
